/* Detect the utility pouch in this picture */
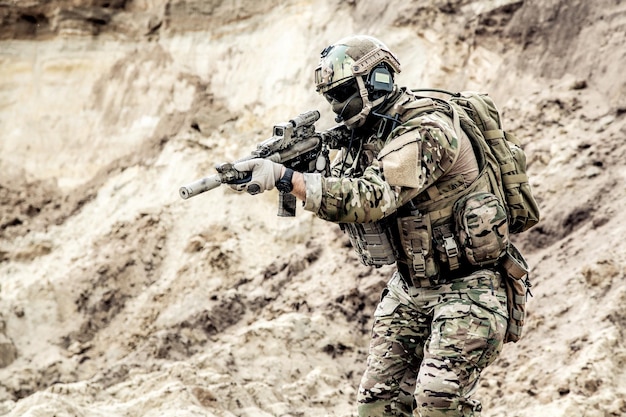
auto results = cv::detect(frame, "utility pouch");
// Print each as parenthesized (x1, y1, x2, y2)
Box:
(341, 217, 398, 267)
(397, 212, 439, 282)
(502, 244, 532, 343)
(454, 191, 509, 266)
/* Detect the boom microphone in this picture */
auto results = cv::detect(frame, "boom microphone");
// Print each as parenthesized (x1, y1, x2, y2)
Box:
(335, 93, 360, 123)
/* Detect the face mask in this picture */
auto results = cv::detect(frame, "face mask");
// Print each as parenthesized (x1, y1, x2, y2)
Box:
(328, 92, 363, 123)
(323, 80, 362, 122)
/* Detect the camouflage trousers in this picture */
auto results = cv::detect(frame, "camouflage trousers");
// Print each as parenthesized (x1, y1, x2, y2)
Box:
(357, 269, 508, 417)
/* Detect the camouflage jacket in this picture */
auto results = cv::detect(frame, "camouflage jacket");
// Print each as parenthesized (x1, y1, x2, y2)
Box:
(303, 88, 478, 224)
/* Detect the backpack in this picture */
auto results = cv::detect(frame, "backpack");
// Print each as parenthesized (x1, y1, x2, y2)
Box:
(449, 91, 540, 234)
(412, 89, 540, 233)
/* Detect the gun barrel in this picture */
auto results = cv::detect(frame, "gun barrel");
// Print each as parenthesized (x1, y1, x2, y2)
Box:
(179, 174, 222, 199)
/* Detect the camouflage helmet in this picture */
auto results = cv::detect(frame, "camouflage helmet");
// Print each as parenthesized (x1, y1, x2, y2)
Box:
(314, 35, 401, 128)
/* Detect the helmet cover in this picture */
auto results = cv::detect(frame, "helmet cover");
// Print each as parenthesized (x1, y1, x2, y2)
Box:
(314, 35, 401, 94)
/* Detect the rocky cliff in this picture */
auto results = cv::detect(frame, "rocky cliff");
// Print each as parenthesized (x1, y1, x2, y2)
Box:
(1, 0, 625, 416)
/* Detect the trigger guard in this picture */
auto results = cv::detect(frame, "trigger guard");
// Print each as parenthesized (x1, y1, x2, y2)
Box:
(230, 171, 252, 185)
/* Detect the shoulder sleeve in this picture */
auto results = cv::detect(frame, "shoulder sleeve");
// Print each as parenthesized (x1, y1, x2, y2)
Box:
(378, 110, 460, 191)
(302, 161, 404, 223)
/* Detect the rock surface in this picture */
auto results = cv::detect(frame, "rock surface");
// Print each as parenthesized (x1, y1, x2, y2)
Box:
(1, 0, 625, 416)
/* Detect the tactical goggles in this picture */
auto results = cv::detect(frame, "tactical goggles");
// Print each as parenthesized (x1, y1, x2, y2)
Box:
(324, 80, 358, 102)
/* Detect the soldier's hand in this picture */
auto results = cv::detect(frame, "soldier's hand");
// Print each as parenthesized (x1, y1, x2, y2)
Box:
(230, 159, 283, 195)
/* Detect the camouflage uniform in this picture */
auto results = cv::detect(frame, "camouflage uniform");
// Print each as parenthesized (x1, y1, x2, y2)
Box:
(303, 88, 509, 416)
(357, 271, 507, 417)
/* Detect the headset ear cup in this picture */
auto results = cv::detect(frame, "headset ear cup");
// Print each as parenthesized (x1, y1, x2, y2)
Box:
(367, 65, 394, 99)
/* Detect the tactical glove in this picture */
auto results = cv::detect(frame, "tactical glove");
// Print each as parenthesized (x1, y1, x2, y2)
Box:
(230, 158, 283, 195)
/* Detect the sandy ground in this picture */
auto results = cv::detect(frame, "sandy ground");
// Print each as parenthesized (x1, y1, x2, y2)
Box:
(1, 0, 625, 416)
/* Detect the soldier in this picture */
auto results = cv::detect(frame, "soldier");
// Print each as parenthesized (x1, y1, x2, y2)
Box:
(231, 35, 510, 417)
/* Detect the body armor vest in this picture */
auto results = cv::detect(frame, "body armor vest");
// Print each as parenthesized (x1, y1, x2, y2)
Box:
(341, 93, 502, 286)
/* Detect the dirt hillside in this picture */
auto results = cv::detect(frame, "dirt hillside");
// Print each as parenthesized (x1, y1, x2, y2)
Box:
(0, 0, 625, 416)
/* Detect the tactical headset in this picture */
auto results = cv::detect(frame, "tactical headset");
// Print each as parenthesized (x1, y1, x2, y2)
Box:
(367, 64, 394, 99)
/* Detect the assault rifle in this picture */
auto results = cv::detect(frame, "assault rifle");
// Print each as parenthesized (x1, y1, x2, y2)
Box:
(178, 110, 350, 216)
